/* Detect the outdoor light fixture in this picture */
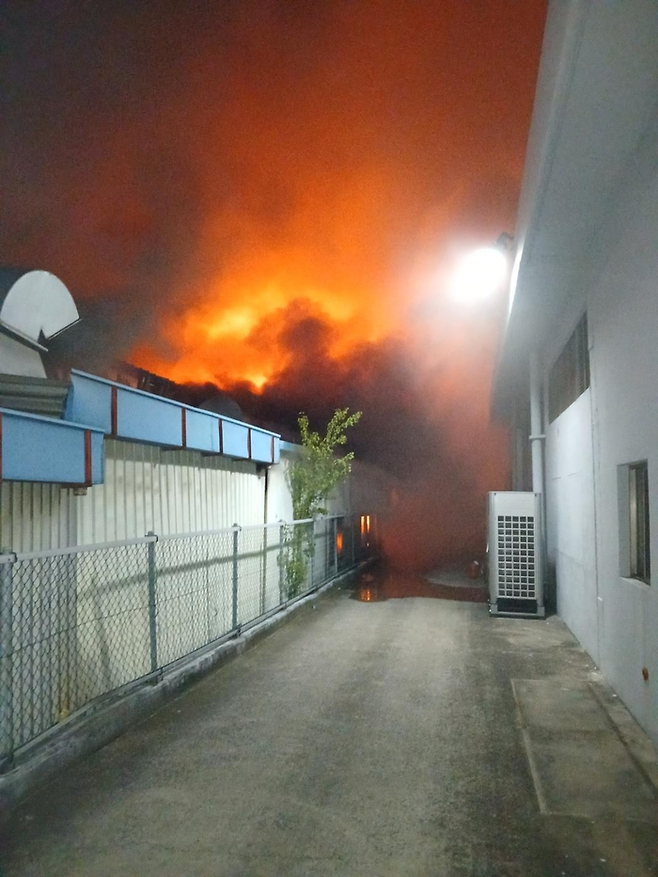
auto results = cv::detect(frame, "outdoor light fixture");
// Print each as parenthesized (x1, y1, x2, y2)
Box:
(450, 246, 509, 305)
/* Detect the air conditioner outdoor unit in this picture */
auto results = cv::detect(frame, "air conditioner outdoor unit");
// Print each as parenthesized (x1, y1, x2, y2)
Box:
(488, 491, 544, 618)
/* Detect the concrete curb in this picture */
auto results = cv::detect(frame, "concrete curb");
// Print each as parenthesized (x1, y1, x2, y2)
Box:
(0, 565, 364, 822)
(588, 673, 658, 794)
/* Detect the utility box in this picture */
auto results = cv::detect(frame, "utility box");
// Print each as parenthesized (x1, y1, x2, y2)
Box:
(488, 491, 544, 618)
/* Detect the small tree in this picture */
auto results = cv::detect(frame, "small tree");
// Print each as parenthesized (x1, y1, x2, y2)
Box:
(283, 408, 361, 596)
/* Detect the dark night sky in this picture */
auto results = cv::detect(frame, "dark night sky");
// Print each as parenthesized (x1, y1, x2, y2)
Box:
(0, 0, 547, 569)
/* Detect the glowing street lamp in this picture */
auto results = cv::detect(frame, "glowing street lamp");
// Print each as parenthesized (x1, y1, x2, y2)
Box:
(450, 234, 512, 305)
(450, 247, 508, 304)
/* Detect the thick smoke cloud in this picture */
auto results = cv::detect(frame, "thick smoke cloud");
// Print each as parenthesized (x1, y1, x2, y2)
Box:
(200, 296, 510, 570)
(0, 0, 546, 569)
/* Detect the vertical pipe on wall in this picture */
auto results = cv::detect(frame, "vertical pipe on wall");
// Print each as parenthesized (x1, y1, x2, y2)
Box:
(529, 352, 544, 497)
(512, 398, 526, 491)
(529, 350, 547, 607)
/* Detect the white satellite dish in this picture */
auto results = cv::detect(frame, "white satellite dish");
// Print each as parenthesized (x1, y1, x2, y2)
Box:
(0, 269, 80, 378)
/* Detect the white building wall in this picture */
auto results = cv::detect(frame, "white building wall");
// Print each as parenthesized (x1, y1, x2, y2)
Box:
(545, 390, 599, 663)
(266, 453, 294, 524)
(584, 175, 658, 745)
(540, 173, 658, 746)
(265, 448, 354, 524)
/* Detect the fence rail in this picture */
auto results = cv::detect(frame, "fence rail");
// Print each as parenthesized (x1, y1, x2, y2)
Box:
(0, 514, 371, 770)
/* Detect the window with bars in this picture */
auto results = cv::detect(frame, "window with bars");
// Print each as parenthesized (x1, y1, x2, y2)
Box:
(548, 314, 590, 423)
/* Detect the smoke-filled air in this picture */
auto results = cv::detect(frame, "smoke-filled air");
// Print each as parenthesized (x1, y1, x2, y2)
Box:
(1, 0, 546, 570)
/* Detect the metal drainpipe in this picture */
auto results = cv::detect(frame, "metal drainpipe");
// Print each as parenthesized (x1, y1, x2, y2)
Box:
(529, 352, 545, 495)
(529, 351, 547, 606)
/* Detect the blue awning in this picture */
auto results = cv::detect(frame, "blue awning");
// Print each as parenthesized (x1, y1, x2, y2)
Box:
(65, 371, 280, 465)
(0, 407, 104, 485)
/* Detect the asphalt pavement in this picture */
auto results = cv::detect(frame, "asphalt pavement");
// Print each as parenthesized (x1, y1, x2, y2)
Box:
(1, 570, 657, 877)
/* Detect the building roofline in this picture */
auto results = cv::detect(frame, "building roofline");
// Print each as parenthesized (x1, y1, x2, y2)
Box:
(493, 0, 658, 417)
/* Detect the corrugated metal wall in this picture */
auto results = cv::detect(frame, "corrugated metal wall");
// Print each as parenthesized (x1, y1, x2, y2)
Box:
(76, 440, 267, 544)
(1, 441, 356, 554)
(1, 481, 76, 553)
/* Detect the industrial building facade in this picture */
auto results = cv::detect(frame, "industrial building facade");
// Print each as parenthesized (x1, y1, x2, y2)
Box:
(0, 269, 368, 770)
(495, 1, 658, 746)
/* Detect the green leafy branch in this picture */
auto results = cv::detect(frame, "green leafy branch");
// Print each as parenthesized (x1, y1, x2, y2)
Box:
(287, 407, 362, 520)
(283, 407, 361, 597)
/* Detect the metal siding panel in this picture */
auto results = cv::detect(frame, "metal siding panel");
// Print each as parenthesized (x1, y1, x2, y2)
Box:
(89, 431, 104, 484)
(126, 446, 138, 538)
(185, 409, 219, 453)
(251, 430, 272, 463)
(195, 461, 205, 530)
(68, 373, 278, 465)
(222, 421, 249, 459)
(2, 414, 87, 484)
(116, 388, 183, 447)
(74, 441, 266, 544)
(1, 480, 74, 553)
(174, 460, 184, 532)
(66, 373, 113, 433)
(116, 441, 126, 541)
(163, 453, 173, 534)
(180, 454, 189, 530)
(187, 455, 196, 530)
(157, 450, 167, 535)
(141, 448, 151, 537)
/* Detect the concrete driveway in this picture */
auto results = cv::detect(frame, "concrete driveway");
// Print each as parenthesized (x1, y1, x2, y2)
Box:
(1, 571, 657, 877)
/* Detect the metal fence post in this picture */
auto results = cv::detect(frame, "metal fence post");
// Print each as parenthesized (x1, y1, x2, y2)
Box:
(0, 555, 15, 771)
(260, 525, 267, 616)
(310, 519, 316, 588)
(232, 525, 240, 630)
(278, 522, 285, 603)
(333, 518, 339, 577)
(146, 533, 158, 675)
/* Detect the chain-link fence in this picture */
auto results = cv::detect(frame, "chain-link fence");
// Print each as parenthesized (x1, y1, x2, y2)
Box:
(0, 514, 372, 770)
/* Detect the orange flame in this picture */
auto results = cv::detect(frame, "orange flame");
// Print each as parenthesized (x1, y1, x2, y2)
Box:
(0, 1, 546, 571)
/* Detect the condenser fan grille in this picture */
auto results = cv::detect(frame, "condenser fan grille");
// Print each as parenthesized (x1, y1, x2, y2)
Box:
(496, 515, 536, 598)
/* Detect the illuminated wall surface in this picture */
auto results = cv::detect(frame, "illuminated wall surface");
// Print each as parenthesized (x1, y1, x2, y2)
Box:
(497, 1, 658, 746)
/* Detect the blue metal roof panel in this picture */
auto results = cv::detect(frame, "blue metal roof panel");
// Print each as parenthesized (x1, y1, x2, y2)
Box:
(222, 420, 249, 458)
(185, 407, 220, 453)
(0, 407, 103, 485)
(251, 429, 274, 464)
(67, 370, 280, 464)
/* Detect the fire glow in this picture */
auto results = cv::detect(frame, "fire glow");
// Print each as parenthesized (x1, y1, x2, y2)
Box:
(0, 1, 547, 570)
